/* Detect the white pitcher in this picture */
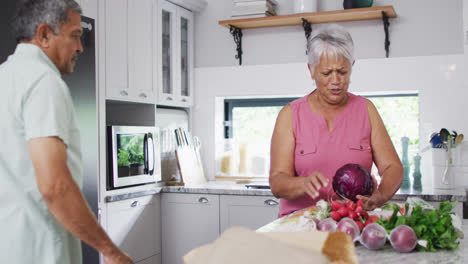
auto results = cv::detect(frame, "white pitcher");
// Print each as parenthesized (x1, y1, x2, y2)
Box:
(293, 0, 318, 13)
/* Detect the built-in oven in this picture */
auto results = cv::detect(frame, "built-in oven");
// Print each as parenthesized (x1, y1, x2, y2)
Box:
(107, 126, 161, 189)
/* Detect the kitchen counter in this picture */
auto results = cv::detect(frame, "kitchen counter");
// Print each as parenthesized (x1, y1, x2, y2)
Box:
(162, 181, 467, 201)
(105, 181, 467, 203)
(355, 219, 468, 264)
(161, 181, 273, 196)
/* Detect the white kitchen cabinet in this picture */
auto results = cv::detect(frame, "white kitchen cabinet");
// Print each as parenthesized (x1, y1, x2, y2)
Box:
(220, 195, 279, 233)
(161, 193, 219, 264)
(157, 0, 194, 107)
(106, 194, 161, 263)
(464, 0, 468, 50)
(103, 0, 156, 103)
(78, 0, 97, 19)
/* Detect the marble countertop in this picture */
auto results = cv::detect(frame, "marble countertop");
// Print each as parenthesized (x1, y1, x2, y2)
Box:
(355, 220, 468, 264)
(162, 181, 466, 201)
(105, 181, 467, 203)
(161, 181, 273, 196)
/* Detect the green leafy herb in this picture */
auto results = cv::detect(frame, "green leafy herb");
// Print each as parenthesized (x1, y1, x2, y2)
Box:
(378, 200, 459, 252)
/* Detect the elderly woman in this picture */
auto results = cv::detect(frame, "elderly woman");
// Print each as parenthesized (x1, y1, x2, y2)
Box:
(269, 24, 403, 217)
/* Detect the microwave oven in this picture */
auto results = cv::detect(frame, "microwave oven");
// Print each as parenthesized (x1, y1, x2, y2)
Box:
(107, 126, 161, 189)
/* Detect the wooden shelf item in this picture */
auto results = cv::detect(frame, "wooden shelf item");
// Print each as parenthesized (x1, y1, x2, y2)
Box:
(219, 6, 396, 29)
(219, 6, 397, 64)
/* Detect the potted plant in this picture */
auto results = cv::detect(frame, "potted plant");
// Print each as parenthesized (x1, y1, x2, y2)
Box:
(116, 135, 145, 176)
(127, 141, 145, 175)
(117, 149, 131, 176)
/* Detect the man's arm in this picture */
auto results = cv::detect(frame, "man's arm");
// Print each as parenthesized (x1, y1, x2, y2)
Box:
(28, 136, 133, 264)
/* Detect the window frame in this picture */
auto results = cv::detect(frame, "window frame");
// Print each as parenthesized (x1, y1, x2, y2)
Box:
(223, 93, 418, 139)
(223, 97, 299, 138)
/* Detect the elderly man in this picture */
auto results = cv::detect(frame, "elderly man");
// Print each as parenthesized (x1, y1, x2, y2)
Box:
(0, 1, 132, 263)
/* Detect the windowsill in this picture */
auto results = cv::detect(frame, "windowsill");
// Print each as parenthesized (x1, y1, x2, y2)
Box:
(215, 175, 269, 184)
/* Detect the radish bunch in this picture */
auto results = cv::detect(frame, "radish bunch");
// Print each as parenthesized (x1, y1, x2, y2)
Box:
(329, 199, 375, 231)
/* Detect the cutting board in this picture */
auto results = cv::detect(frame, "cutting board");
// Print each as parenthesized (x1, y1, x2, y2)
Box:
(175, 147, 206, 185)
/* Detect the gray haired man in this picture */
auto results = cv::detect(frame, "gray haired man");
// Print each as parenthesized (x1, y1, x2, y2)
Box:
(0, 1, 132, 263)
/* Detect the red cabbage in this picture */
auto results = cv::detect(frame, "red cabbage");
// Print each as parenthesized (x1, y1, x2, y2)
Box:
(332, 163, 374, 202)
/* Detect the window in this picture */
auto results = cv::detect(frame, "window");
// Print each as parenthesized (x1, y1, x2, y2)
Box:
(366, 94, 419, 171)
(222, 94, 419, 178)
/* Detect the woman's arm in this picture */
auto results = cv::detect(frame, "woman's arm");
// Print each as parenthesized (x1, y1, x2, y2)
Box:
(357, 99, 403, 210)
(269, 105, 328, 200)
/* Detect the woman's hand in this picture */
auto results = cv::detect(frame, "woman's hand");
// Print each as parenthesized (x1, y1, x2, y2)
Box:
(303, 171, 329, 199)
(356, 174, 385, 211)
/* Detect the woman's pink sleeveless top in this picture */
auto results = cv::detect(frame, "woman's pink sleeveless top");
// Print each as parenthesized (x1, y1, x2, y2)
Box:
(278, 91, 373, 217)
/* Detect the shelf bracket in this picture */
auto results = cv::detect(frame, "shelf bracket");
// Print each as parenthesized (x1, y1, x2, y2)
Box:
(301, 18, 312, 54)
(382, 11, 390, 58)
(229, 25, 243, 65)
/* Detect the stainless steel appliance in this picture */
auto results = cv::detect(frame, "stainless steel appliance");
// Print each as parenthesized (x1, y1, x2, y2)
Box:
(107, 126, 161, 189)
(62, 15, 99, 264)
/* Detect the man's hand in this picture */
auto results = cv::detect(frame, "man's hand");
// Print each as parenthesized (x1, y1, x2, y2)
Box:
(303, 171, 329, 199)
(103, 249, 133, 264)
(29, 137, 133, 263)
(356, 174, 385, 211)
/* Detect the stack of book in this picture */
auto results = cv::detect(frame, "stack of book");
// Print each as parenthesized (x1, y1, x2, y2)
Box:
(231, 0, 278, 19)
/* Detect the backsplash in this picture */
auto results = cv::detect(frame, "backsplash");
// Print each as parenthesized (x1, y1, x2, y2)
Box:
(193, 54, 467, 191)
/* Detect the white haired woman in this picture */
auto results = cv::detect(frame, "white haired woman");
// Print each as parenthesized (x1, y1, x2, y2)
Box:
(269, 24, 403, 217)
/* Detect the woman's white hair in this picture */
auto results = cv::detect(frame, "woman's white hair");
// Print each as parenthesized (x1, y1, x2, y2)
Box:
(307, 24, 354, 75)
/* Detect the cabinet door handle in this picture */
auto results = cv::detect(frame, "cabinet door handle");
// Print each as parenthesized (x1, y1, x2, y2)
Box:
(198, 197, 209, 204)
(166, 96, 173, 101)
(120, 90, 129, 96)
(181, 98, 187, 102)
(139, 93, 147, 99)
(264, 199, 278, 206)
(131, 201, 140, 207)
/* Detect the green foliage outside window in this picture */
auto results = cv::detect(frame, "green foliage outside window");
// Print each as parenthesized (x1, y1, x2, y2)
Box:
(229, 95, 419, 176)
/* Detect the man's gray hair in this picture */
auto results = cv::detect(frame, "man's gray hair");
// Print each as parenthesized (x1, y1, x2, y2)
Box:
(12, 0, 82, 42)
(307, 24, 354, 75)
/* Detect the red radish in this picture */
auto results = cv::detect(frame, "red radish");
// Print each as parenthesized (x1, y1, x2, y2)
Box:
(356, 199, 363, 208)
(355, 220, 364, 231)
(337, 207, 349, 217)
(331, 201, 344, 211)
(360, 223, 387, 250)
(389, 225, 418, 253)
(318, 218, 337, 232)
(337, 218, 360, 241)
(355, 206, 364, 216)
(368, 215, 380, 223)
(364, 220, 372, 227)
(330, 211, 342, 221)
(346, 200, 356, 211)
(361, 211, 369, 220)
(348, 211, 358, 221)
(399, 207, 405, 215)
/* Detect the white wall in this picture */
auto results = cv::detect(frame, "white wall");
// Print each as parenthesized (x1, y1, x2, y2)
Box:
(192, 0, 468, 189)
(193, 55, 467, 189)
(195, 0, 463, 67)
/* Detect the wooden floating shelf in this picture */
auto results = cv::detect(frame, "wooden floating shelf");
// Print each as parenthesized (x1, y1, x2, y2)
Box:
(219, 6, 396, 29)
